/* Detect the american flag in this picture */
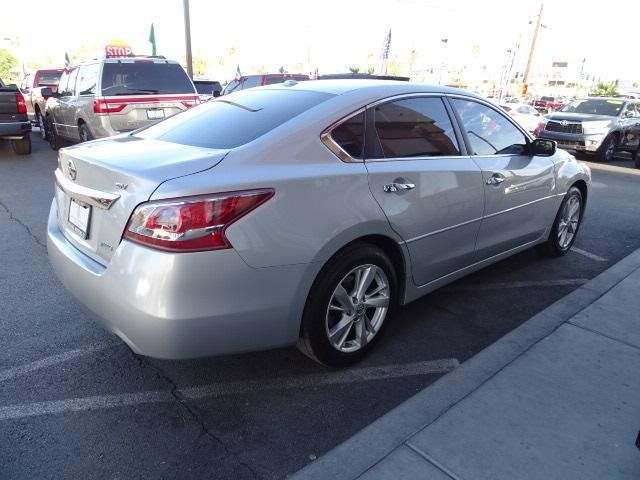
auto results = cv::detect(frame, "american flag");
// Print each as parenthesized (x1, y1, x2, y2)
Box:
(380, 29, 392, 75)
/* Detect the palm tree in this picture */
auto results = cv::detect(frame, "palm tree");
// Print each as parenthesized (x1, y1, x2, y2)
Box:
(591, 81, 618, 97)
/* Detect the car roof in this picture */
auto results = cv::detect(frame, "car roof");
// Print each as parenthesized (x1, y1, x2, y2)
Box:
(263, 79, 483, 99)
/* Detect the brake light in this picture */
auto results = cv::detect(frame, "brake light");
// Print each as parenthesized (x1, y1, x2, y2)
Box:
(123, 189, 274, 252)
(181, 98, 199, 108)
(93, 99, 127, 115)
(15, 93, 27, 114)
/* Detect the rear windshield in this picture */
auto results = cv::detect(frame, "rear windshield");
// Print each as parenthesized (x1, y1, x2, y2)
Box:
(134, 89, 333, 149)
(37, 71, 62, 86)
(561, 99, 624, 116)
(101, 62, 194, 96)
(194, 81, 221, 94)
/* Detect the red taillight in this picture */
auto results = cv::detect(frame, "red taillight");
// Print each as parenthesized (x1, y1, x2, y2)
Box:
(181, 98, 199, 108)
(15, 93, 27, 114)
(93, 99, 127, 115)
(123, 189, 274, 252)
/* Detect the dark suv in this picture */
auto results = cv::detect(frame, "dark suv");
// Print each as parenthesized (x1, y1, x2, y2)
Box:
(536, 97, 640, 162)
(222, 73, 309, 95)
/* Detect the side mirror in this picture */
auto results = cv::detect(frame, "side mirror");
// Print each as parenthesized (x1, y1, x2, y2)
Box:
(212, 90, 221, 98)
(41, 87, 54, 98)
(531, 138, 556, 156)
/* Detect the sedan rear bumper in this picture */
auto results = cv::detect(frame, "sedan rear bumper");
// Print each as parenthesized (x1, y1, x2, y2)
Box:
(47, 201, 307, 359)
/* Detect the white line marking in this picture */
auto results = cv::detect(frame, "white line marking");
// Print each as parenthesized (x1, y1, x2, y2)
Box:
(0, 344, 113, 383)
(570, 247, 607, 262)
(452, 278, 588, 291)
(0, 359, 459, 421)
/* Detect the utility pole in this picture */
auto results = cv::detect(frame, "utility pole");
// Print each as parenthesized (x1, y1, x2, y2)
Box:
(523, 1, 544, 86)
(183, 0, 193, 78)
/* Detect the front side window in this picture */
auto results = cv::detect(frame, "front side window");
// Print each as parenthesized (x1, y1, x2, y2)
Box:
(330, 112, 364, 158)
(372, 97, 460, 158)
(453, 99, 528, 156)
(224, 79, 241, 94)
(38, 71, 62, 86)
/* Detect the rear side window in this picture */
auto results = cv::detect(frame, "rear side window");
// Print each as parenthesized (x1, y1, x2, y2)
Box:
(135, 89, 334, 149)
(372, 97, 460, 158)
(77, 64, 100, 95)
(242, 76, 261, 89)
(331, 112, 364, 158)
(101, 62, 194, 96)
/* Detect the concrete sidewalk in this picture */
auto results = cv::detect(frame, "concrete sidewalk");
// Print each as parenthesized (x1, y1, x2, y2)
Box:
(293, 248, 640, 480)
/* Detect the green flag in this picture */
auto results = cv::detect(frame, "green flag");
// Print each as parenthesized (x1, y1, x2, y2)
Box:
(64, 52, 70, 66)
(149, 23, 157, 56)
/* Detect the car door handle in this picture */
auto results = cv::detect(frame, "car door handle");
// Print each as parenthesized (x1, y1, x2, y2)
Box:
(486, 174, 506, 186)
(384, 182, 415, 193)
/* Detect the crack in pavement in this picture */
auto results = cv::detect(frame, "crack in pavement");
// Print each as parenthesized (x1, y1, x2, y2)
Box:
(127, 350, 261, 480)
(0, 199, 45, 249)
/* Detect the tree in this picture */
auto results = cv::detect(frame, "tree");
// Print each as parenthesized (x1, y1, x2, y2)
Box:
(591, 81, 618, 97)
(191, 53, 210, 77)
(0, 49, 18, 82)
(348, 65, 360, 74)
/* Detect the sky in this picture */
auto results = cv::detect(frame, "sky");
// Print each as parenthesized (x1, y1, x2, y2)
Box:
(2, 0, 639, 84)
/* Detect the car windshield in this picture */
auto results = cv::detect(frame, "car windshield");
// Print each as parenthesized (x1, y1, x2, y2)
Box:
(561, 99, 624, 116)
(38, 71, 62, 86)
(134, 89, 333, 149)
(101, 62, 194, 95)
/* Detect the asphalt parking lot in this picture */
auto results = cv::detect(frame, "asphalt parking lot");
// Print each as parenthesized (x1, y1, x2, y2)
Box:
(1, 134, 639, 480)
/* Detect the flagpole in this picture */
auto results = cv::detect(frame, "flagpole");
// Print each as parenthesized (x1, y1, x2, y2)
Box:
(183, 0, 193, 78)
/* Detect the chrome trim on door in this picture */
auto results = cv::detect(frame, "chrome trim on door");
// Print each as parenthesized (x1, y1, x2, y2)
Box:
(54, 169, 120, 210)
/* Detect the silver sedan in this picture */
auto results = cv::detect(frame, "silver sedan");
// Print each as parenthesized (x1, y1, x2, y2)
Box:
(47, 80, 591, 366)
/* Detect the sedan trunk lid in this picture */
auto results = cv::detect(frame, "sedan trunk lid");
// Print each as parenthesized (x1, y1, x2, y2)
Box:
(54, 135, 228, 264)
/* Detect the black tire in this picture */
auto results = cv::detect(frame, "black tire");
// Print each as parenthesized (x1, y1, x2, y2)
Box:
(78, 123, 93, 143)
(298, 243, 398, 367)
(10, 136, 32, 155)
(595, 134, 616, 163)
(541, 186, 584, 257)
(46, 115, 64, 150)
(634, 146, 640, 169)
(36, 110, 47, 140)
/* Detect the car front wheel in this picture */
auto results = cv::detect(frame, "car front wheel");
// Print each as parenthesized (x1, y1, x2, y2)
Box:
(596, 134, 616, 163)
(298, 244, 397, 367)
(542, 186, 583, 257)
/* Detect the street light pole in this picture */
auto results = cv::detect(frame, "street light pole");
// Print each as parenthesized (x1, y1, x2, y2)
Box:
(183, 0, 193, 79)
(523, 1, 544, 86)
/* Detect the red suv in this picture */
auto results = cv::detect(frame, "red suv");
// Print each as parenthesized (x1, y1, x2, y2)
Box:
(222, 73, 309, 95)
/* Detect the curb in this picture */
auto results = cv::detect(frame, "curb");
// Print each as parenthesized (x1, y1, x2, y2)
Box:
(292, 247, 640, 480)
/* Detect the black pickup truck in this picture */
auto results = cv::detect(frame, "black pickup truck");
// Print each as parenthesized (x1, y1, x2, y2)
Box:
(0, 78, 32, 155)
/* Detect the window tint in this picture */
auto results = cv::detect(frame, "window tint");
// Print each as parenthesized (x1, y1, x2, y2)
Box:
(331, 112, 364, 158)
(38, 71, 62, 86)
(453, 99, 528, 155)
(194, 81, 221, 94)
(77, 64, 100, 95)
(135, 89, 333, 149)
(264, 76, 287, 85)
(60, 68, 78, 96)
(242, 76, 261, 89)
(372, 97, 460, 158)
(224, 79, 241, 94)
(101, 62, 194, 95)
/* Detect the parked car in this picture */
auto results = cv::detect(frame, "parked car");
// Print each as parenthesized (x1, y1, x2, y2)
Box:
(531, 96, 563, 113)
(500, 103, 543, 133)
(193, 79, 222, 102)
(222, 73, 309, 94)
(20, 68, 64, 138)
(43, 56, 199, 149)
(318, 73, 410, 81)
(535, 97, 640, 162)
(0, 79, 32, 155)
(48, 81, 590, 366)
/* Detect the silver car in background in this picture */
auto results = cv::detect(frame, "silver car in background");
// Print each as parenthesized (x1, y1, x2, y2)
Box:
(47, 80, 591, 366)
(43, 56, 199, 149)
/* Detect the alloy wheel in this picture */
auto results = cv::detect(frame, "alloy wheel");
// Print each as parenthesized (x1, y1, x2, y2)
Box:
(325, 264, 390, 353)
(557, 194, 581, 249)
